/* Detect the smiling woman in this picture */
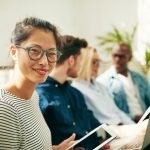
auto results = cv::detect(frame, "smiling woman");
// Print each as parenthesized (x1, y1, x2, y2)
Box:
(0, 17, 75, 150)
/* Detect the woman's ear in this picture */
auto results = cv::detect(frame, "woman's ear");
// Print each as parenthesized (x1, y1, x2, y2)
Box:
(9, 45, 18, 61)
(68, 55, 75, 67)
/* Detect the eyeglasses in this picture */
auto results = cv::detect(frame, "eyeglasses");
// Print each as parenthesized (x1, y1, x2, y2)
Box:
(15, 45, 62, 63)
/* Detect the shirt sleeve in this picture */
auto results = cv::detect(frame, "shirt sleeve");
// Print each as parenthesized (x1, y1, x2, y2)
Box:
(115, 105, 135, 124)
(0, 101, 20, 149)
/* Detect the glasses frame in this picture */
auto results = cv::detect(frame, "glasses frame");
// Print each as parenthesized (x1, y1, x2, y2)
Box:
(92, 59, 101, 65)
(15, 45, 62, 63)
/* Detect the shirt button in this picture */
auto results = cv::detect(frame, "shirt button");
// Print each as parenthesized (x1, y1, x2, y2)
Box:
(55, 84, 58, 87)
(67, 105, 70, 109)
(73, 122, 76, 126)
(85, 131, 88, 134)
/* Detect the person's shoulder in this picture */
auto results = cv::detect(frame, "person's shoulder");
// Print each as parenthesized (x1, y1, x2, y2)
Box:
(0, 89, 14, 104)
(0, 90, 18, 116)
(36, 76, 55, 91)
(96, 66, 114, 83)
(70, 84, 82, 93)
(95, 80, 107, 90)
(71, 79, 85, 88)
(130, 69, 147, 80)
(70, 85, 88, 107)
(69, 84, 85, 98)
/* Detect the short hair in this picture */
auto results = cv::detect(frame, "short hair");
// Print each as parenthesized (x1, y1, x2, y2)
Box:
(57, 35, 88, 64)
(11, 17, 61, 49)
(113, 43, 132, 58)
(78, 47, 96, 81)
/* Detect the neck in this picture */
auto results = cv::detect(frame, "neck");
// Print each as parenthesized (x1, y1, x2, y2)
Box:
(116, 66, 128, 77)
(5, 74, 36, 100)
(118, 69, 128, 77)
(120, 72, 128, 77)
(50, 65, 68, 84)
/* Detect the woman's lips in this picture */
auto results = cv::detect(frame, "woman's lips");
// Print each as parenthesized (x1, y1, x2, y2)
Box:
(34, 68, 48, 75)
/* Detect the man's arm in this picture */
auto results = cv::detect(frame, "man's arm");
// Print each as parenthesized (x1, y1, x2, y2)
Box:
(108, 119, 148, 149)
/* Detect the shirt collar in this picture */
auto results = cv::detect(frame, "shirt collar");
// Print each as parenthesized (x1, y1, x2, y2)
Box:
(111, 66, 130, 78)
(47, 76, 69, 87)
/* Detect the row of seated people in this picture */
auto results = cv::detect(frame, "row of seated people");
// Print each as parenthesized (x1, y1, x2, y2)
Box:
(36, 35, 150, 149)
(0, 16, 149, 149)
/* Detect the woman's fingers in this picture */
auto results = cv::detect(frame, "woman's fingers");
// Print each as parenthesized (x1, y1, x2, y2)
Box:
(64, 133, 76, 143)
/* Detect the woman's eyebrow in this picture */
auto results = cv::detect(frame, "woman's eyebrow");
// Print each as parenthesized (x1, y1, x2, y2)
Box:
(26, 44, 42, 48)
(26, 44, 56, 50)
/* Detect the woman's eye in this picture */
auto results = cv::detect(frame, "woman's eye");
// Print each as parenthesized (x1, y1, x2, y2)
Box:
(30, 49, 41, 54)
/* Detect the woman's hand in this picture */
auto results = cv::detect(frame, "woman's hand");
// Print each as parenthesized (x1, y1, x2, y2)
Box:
(52, 133, 76, 150)
(101, 144, 110, 150)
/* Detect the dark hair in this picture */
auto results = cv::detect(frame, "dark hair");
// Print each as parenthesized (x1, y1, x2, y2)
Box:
(57, 35, 88, 64)
(113, 43, 132, 59)
(11, 17, 61, 49)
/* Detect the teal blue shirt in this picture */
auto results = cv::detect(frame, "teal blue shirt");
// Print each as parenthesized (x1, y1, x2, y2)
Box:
(36, 76, 100, 149)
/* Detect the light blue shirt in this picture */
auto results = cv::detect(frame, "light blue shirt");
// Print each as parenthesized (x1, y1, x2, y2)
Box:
(72, 79, 134, 125)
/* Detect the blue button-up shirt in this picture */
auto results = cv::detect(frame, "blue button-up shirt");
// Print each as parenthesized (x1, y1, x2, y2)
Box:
(36, 76, 100, 149)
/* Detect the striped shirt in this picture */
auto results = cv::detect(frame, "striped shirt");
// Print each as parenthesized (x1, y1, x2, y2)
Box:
(0, 89, 52, 150)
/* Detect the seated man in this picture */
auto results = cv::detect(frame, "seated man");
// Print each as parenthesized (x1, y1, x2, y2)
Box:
(36, 35, 101, 149)
(97, 43, 150, 122)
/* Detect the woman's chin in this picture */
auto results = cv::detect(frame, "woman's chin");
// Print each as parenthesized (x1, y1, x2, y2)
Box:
(35, 77, 47, 84)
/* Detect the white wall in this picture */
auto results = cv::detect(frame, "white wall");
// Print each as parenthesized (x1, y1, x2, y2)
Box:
(0, 0, 137, 65)
(74, 0, 137, 50)
(137, 0, 150, 64)
(0, 0, 76, 65)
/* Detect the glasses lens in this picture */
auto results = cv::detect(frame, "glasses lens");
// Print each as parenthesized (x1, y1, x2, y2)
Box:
(47, 50, 62, 63)
(28, 48, 42, 60)
(47, 51, 57, 63)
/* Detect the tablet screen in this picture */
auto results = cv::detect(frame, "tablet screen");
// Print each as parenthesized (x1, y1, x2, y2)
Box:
(67, 124, 116, 150)
(138, 107, 150, 123)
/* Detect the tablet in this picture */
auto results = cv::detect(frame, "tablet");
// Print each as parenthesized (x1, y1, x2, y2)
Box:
(138, 107, 150, 124)
(67, 124, 117, 150)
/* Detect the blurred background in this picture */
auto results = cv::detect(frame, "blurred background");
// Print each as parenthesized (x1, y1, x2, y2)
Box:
(0, 0, 150, 83)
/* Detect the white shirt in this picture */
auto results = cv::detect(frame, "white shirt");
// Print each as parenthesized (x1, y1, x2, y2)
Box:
(72, 79, 134, 125)
(118, 73, 144, 116)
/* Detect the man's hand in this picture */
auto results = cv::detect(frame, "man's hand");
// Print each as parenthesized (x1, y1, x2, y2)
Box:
(134, 114, 143, 123)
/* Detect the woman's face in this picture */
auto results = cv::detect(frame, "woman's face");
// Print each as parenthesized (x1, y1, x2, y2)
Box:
(13, 28, 56, 84)
(91, 52, 100, 78)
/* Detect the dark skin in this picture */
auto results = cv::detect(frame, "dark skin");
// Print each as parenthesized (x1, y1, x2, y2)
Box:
(112, 43, 132, 77)
(112, 43, 143, 122)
